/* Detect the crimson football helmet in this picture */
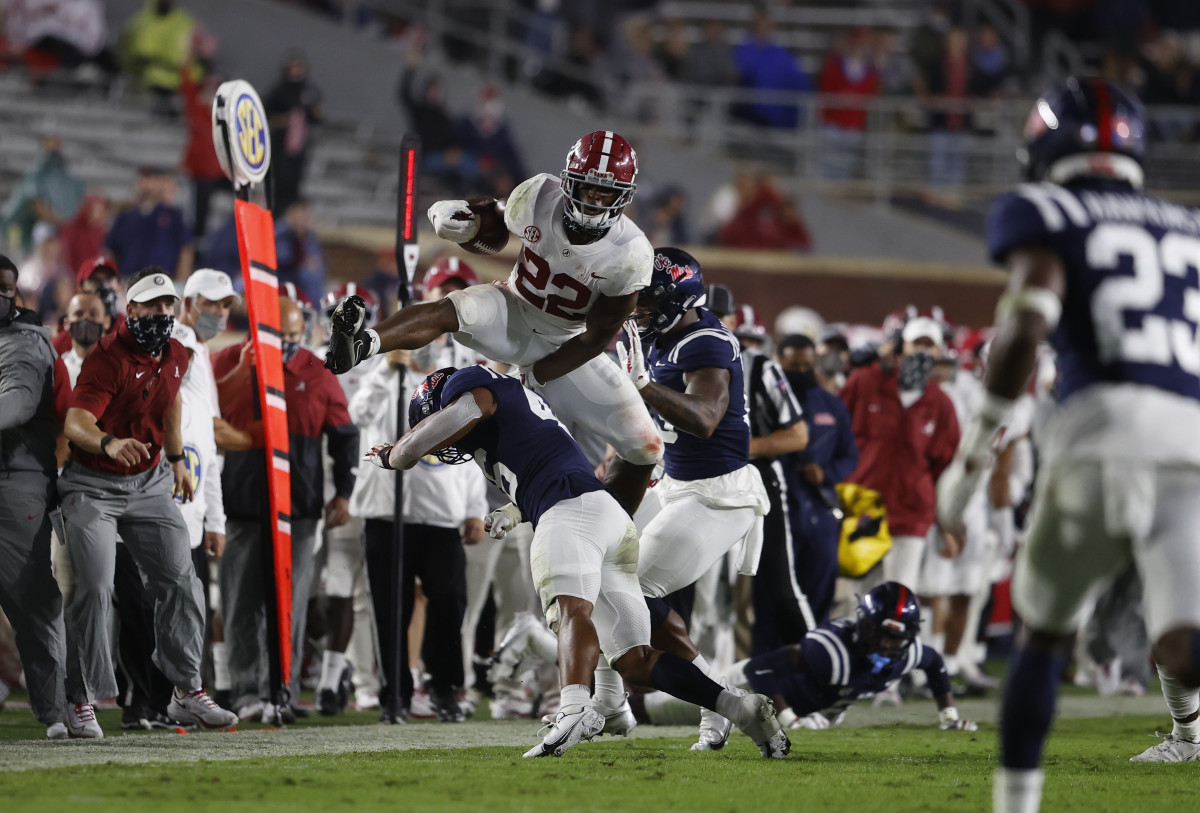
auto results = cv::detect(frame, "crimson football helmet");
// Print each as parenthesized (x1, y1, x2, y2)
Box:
(731, 304, 768, 343)
(560, 130, 638, 234)
(322, 283, 378, 329)
(422, 256, 480, 296)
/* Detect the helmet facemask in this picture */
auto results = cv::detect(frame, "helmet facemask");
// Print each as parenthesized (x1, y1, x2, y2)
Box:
(559, 172, 636, 235)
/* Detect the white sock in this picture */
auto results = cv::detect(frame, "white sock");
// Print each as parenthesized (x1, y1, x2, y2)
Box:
(560, 683, 591, 711)
(1158, 664, 1200, 741)
(320, 650, 348, 692)
(993, 767, 1043, 813)
(212, 642, 231, 691)
(944, 654, 960, 677)
(715, 689, 745, 722)
(643, 691, 702, 726)
(593, 658, 626, 712)
(692, 653, 736, 692)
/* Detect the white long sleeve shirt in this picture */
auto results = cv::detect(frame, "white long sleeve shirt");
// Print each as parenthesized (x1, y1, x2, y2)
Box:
(171, 323, 227, 548)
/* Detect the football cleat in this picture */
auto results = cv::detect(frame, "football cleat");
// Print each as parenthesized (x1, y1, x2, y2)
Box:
(1130, 731, 1200, 763)
(523, 704, 605, 758)
(600, 698, 638, 737)
(46, 722, 68, 740)
(324, 295, 374, 375)
(691, 704, 735, 752)
(409, 688, 438, 720)
(168, 688, 238, 729)
(431, 686, 465, 723)
(731, 694, 790, 759)
(67, 702, 103, 739)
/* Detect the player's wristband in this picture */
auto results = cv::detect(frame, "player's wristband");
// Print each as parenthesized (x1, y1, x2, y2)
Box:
(99, 434, 116, 455)
(166, 452, 186, 463)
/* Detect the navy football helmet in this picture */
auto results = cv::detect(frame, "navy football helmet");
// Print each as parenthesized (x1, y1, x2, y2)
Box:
(1019, 76, 1146, 188)
(408, 367, 472, 464)
(854, 582, 920, 666)
(635, 247, 707, 341)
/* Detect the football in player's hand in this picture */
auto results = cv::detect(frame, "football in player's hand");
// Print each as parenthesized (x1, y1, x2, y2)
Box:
(459, 197, 510, 256)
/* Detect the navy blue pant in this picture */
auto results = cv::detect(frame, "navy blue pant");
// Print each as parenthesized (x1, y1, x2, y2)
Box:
(789, 487, 841, 628)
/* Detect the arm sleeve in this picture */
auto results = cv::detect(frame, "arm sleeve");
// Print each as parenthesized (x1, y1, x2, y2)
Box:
(203, 453, 227, 534)
(0, 350, 50, 431)
(67, 351, 117, 419)
(824, 396, 860, 484)
(916, 642, 952, 698)
(321, 376, 359, 500)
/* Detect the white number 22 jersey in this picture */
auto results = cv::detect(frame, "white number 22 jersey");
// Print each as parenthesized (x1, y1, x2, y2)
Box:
(502, 173, 653, 343)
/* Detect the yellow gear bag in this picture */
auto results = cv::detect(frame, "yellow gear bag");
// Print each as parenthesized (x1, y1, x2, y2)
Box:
(836, 483, 892, 578)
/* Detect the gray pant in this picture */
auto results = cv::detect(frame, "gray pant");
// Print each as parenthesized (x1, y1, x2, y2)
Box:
(221, 517, 317, 709)
(58, 462, 204, 703)
(0, 472, 66, 723)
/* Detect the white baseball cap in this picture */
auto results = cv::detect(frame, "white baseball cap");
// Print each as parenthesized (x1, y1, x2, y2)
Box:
(184, 268, 242, 303)
(901, 316, 944, 349)
(127, 272, 180, 304)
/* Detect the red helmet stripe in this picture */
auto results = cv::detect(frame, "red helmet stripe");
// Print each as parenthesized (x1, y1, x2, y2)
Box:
(1091, 77, 1113, 152)
(893, 584, 909, 620)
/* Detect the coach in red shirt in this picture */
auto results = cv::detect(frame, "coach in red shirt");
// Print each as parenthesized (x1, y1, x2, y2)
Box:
(58, 267, 236, 738)
(840, 316, 961, 593)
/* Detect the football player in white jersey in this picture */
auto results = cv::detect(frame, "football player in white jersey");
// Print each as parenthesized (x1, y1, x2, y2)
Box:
(324, 131, 662, 511)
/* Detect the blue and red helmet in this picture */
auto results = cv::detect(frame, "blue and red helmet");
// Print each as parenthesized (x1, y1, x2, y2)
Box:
(1019, 76, 1146, 188)
(636, 247, 707, 341)
(855, 582, 920, 663)
(408, 367, 472, 464)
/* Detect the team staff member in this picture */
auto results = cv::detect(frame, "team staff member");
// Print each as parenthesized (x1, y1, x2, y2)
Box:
(60, 267, 236, 738)
(53, 257, 124, 356)
(213, 297, 358, 721)
(776, 333, 858, 626)
(0, 255, 68, 739)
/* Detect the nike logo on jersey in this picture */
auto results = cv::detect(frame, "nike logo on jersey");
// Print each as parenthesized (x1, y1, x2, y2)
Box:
(26, 514, 37, 520)
(754, 669, 773, 675)
(135, 371, 146, 379)
(589, 272, 608, 281)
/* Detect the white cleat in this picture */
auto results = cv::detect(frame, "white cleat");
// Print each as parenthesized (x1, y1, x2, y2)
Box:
(167, 688, 238, 729)
(599, 698, 637, 737)
(488, 612, 549, 684)
(523, 704, 605, 758)
(691, 706, 734, 751)
(46, 722, 69, 740)
(732, 693, 790, 759)
(1130, 731, 1200, 763)
(67, 702, 103, 739)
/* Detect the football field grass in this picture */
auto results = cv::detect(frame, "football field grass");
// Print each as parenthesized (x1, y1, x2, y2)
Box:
(0, 692, 1195, 812)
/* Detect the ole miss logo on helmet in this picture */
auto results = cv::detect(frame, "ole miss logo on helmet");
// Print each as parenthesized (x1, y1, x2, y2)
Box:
(654, 252, 694, 283)
(422, 372, 444, 394)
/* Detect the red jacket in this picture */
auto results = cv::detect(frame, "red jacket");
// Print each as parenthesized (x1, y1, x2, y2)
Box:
(818, 54, 879, 131)
(181, 71, 225, 181)
(840, 362, 959, 537)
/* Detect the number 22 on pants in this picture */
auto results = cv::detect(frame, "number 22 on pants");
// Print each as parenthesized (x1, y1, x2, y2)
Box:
(513, 247, 593, 321)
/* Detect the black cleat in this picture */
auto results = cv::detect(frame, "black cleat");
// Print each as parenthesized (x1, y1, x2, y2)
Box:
(324, 295, 371, 374)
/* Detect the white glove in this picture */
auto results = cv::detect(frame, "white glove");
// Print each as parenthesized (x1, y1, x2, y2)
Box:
(615, 320, 651, 391)
(365, 442, 417, 471)
(938, 706, 978, 732)
(485, 503, 523, 539)
(427, 199, 478, 244)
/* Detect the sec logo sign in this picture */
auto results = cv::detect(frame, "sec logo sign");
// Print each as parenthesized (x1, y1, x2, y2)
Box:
(212, 79, 272, 187)
(236, 94, 267, 171)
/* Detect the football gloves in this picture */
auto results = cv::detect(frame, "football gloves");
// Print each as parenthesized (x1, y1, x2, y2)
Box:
(485, 503, 523, 539)
(615, 320, 651, 391)
(428, 199, 478, 244)
(938, 706, 978, 732)
(324, 294, 378, 375)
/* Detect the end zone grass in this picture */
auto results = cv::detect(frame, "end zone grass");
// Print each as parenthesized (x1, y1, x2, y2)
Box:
(1, 707, 1194, 812)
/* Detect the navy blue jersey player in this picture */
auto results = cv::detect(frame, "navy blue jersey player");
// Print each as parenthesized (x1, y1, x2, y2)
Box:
(610, 247, 771, 751)
(730, 583, 975, 731)
(937, 78, 1200, 812)
(367, 365, 788, 759)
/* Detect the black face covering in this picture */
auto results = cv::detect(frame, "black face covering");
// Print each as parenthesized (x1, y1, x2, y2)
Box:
(0, 292, 14, 324)
(282, 340, 301, 364)
(127, 314, 175, 356)
(69, 319, 104, 347)
(94, 285, 119, 323)
(898, 352, 936, 392)
(785, 369, 818, 395)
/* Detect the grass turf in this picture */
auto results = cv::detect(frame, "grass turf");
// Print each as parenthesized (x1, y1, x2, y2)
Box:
(1, 707, 1195, 813)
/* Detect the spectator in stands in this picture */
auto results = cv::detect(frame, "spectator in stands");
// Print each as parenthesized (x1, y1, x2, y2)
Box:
(733, 8, 812, 129)
(654, 17, 691, 80)
(534, 25, 607, 112)
(0, 254, 68, 740)
(971, 24, 1011, 97)
(265, 53, 322, 217)
(398, 46, 479, 197)
(0, 136, 85, 255)
(457, 84, 525, 198)
(717, 174, 811, 252)
(926, 28, 975, 188)
(818, 27, 881, 180)
(776, 333, 858, 627)
(59, 269, 235, 737)
(613, 16, 667, 122)
(646, 186, 689, 246)
(4, 0, 118, 85)
(839, 316, 960, 600)
(105, 167, 193, 281)
(20, 222, 67, 309)
(118, 0, 200, 111)
(361, 248, 402, 315)
(213, 296, 357, 722)
(200, 213, 240, 277)
(683, 20, 737, 87)
(180, 69, 228, 239)
(274, 199, 326, 309)
(1140, 31, 1200, 141)
(908, 2, 952, 98)
(59, 194, 112, 278)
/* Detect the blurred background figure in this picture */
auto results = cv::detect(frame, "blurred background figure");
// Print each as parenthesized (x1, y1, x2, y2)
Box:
(265, 53, 322, 216)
